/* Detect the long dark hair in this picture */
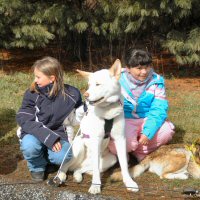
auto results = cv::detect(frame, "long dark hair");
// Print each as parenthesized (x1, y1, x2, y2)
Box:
(124, 48, 152, 68)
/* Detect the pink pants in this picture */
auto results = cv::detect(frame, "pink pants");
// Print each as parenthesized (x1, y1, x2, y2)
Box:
(108, 118, 175, 161)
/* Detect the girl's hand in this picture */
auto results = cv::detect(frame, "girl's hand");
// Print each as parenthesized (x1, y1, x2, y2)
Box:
(138, 134, 149, 145)
(52, 141, 62, 152)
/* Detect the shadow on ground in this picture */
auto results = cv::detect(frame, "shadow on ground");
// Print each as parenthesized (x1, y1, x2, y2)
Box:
(0, 108, 17, 139)
(171, 126, 186, 144)
(0, 144, 22, 175)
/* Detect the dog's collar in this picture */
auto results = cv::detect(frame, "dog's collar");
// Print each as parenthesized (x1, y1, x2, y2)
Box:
(185, 144, 200, 166)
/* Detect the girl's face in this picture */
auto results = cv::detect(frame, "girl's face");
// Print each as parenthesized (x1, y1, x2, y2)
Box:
(34, 68, 55, 87)
(126, 65, 152, 81)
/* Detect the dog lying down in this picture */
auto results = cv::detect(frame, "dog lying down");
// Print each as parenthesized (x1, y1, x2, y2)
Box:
(111, 140, 200, 181)
(49, 59, 139, 194)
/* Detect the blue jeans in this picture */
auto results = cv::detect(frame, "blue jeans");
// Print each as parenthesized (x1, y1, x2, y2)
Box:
(20, 134, 72, 172)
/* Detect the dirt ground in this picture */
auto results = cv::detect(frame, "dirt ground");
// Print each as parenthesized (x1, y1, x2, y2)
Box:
(0, 49, 200, 199)
(1, 144, 200, 200)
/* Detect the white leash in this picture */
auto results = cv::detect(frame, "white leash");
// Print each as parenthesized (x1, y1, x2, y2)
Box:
(49, 102, 90, 184)
(53, 101, 88, 181)
(53, 126, 81, 180)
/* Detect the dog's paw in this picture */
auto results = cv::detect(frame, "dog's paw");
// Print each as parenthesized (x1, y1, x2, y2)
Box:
(110, 171, 123, 182)
(73, 171, 83, 183)
(163, 173, 189, 180)
(88, 184, 101, 194)
(57, 172, 67, 182)
(124, 179, 139, 192)
(47, 177, 62, 187)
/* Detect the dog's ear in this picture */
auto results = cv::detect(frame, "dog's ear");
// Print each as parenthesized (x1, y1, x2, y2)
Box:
(109, 59, 122, 80)
(76, 69, 92, 79)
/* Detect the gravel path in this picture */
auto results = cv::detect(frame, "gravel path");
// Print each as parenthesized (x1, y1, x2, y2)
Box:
(0, 177, 120, 200)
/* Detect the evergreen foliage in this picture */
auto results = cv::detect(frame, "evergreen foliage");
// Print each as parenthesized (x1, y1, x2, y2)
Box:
(0, 0, 199, 65)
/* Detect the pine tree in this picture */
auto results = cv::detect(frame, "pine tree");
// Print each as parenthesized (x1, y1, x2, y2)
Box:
(0, 0, 55, 49)
(0, 0, 200, 66)
(162, 0, 200, 65)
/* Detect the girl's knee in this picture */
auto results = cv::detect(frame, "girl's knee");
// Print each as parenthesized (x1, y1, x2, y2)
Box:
(62, 141, 73, 159)
(51, 152, 72, 165)
(49, 142, 72, 165)
(20, 136, 43, 157)
(21, 145, 43, 159)
(157, 121, 175, 144)
(108, 139, 138, 154)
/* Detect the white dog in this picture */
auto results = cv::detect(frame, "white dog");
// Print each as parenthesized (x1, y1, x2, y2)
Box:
(57, 105, 118, 182)
(51, 59, 139, 194)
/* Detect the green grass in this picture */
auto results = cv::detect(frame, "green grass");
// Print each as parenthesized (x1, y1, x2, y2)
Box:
(167, 87, 200, 144)
(0, 72, 199, 145)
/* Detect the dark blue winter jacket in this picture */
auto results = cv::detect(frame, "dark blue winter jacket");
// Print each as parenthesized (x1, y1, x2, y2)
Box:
(16, 83, 82, 149)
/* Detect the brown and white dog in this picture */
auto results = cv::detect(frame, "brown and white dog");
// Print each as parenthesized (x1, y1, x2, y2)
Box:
(111, 140, 200, 181)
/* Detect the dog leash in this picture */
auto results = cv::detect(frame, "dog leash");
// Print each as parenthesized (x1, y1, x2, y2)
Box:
(48, 126, 81, 186)
(48, 102, 88, 186)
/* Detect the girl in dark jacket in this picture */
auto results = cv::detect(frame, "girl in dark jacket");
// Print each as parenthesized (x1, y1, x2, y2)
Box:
(16, 56, 82, 182)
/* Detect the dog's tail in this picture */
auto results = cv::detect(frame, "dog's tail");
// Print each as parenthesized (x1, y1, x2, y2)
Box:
(110, 157, 150, 182)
